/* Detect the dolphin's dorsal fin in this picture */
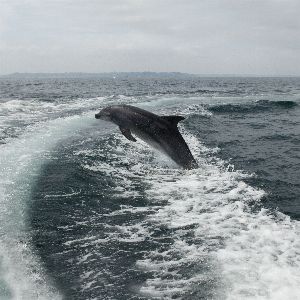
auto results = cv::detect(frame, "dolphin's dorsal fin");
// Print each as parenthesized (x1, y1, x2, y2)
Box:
(119, 127, 137, 142)
(161, 116, 185, 127)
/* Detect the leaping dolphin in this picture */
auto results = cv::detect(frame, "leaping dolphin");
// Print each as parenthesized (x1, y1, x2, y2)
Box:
(95, 105, 198, 169)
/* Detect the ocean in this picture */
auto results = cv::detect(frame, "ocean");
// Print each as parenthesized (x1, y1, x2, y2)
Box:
(0, 75, 299, 299)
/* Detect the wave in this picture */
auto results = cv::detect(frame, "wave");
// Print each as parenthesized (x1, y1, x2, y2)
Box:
(135, 133, 300, 299)
(1, 93, 300, 299)
(64, 128, 300, 299)
(209, 100, 298, 114)
(0, 95, 143, 144)
(0, 113, 98, 299)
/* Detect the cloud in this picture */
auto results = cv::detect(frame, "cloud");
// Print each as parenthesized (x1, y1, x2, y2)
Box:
(0, 0, 299, 74)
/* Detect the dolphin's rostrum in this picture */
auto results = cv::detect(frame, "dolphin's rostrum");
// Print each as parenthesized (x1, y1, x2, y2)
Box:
(95, 105, 198, 169)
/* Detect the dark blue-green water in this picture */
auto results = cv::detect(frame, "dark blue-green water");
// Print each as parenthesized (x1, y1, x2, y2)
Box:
(0, 76, 299, 299)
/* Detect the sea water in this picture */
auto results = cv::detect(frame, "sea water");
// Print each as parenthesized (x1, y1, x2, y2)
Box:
(0, 76, 299, 299)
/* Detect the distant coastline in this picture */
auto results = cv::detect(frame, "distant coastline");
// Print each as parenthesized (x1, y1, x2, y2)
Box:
(0, 72, 195, 79)
(0, 72, 299, 79)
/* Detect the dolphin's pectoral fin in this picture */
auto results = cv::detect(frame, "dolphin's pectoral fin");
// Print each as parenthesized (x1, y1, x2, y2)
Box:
(161, 116, 185, 127)
(119, 127, 137, 142)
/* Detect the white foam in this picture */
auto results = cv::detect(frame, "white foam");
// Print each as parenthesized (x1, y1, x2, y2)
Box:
(138, 96, 213, 117)
(0, 96, 124, 144)
(84, 127, 300, 299)
(136, 133, 300, 299)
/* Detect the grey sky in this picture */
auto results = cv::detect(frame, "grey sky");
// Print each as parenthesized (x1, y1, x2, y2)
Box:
(0, 0, 300, 75)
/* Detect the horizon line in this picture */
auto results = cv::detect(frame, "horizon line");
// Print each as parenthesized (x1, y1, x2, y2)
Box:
(1, 71, 300, 78)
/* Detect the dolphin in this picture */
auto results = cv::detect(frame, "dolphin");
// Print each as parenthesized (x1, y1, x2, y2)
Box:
(95, 105, 198, 169)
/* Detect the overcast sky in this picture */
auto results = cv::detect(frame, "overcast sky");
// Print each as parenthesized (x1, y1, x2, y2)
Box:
(0, 0, 299, 75)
